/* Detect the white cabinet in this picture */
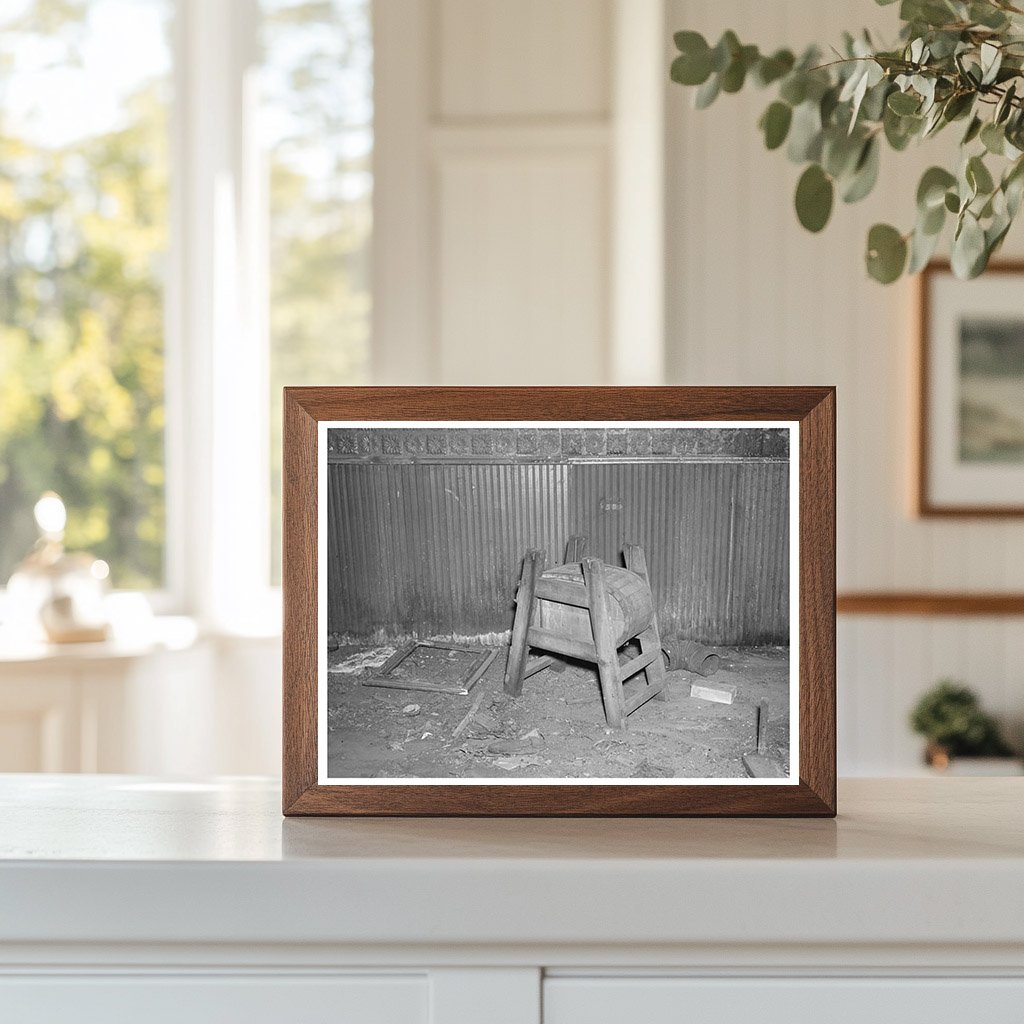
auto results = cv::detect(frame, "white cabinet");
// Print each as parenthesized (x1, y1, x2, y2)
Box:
(2, 777, 1023, 1024)
(0, 627, 281, 776)
(0, 639, 211, 773)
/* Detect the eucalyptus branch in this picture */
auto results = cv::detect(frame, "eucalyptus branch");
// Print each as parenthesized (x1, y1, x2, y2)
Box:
(670, 0, 1024, 283)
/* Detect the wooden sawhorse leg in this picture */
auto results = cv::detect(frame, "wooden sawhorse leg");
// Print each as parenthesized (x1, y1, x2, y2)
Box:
(582, 556, 626, 729)
(504, 549, 546, 697)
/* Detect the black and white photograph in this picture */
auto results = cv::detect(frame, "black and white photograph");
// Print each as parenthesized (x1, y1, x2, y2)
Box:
(318, 422, 797, 784)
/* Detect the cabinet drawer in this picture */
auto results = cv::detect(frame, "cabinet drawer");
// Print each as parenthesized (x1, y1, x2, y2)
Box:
(0, 973, 427, 1024)
(544, 977, 1024, 1024)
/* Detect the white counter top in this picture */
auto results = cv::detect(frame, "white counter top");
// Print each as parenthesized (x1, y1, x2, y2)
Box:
(2, 775, 1023, 956)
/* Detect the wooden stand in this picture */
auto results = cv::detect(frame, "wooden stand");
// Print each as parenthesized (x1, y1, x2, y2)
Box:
(504, 539, 667, 728)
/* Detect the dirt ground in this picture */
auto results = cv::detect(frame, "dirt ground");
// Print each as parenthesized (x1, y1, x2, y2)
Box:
(326, 640, 790, 781)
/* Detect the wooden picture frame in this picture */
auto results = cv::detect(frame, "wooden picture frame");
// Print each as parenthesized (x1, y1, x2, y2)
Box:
(283, 387, 836, 816)
(917, 260, 1024, 517)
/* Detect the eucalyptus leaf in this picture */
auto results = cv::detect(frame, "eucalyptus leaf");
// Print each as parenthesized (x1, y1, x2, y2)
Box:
(787, 100, 823, 162)
(970, 2, 1009, 29)
(884, 106, 921, 150)
(908, 222, 942, 273)
(795, 164, 834, 232)
(1006, 173, 1024, 218)
(980, 42, 1002, 86)
(721, 45, 759, 93)
(913, 75, 937, 111)
(962, 115, 983, 145)
(779, 73, 807, 106)
(921, 103, 942, 138)
(820, 85, 841, 126)
(996, 82, 1017, 124)
(760, 101, 793, 150)
(927, 30, 962, 60)
(942, 92, 974, 122)
(888, 90, 921, 115)
(967, 154, 995, 195)
(951, 212, 986, 278)
(903, 0, 958, 28)
(861, 79, 892, 122)
(866, 223, 908, 283)
(920, 200, 946, 235)
(842, 137, 881, 203)
(710, 31, 740, 73)
(822, 128, 864, 178)
(917, 166, 957, 210)
(754, 49, 795, 87)
(1004, 158, 1024, 216)
(981, 121, 1006, 155)
(694, 73, 721, 109)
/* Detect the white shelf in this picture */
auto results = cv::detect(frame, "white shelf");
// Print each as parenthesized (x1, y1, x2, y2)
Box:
(2, 775, 1023, 1021)
(1, 776, 1023, 947)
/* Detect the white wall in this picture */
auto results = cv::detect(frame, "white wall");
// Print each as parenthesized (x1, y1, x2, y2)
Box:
(373, 0, 665, 387)
(144, 0, 1008, 781)
(665, 0, 1024, 772)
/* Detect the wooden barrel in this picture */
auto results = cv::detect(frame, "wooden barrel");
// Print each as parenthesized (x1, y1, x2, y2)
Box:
(535, 562, 653, 647)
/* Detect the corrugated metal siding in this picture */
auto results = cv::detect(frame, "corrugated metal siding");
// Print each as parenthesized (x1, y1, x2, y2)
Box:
(327, 460, 789, 645)
(328, 462, 567, 638)
(568, 462, 789, 644)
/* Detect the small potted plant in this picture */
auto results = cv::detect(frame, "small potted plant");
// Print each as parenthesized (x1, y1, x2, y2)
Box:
(910, 680, 1019, 773)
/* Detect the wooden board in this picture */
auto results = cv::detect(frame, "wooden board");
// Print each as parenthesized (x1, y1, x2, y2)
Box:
(361, 642, 498, 696)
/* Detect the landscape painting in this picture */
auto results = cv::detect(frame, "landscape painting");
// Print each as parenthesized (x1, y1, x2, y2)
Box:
(959, 317, 1024, 464)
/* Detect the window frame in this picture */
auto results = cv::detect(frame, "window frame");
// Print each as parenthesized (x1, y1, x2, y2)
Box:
(167, 0, 280, 633)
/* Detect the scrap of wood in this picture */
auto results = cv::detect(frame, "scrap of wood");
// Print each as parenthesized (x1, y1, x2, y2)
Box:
(451, 688, 489, 741)
(755, 700, 769, 754)
(689, 681, 737, 704)
(362, 641, 496, 695)
(742, 700, 785, 777)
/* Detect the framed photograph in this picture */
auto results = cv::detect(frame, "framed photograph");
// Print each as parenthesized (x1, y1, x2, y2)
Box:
(283, 387, 835, 816)
(917, 261, 1024, 516)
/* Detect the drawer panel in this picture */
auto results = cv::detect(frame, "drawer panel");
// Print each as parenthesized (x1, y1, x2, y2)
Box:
(0, 974, 427, 1024)
(544, 977, 1024, 1024)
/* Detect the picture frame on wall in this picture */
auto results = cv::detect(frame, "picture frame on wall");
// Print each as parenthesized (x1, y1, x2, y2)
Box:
(917, 261, 1024, 517)
(282, 387, 836, 817)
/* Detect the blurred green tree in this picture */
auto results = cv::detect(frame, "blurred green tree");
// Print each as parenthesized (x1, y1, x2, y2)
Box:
(0, 0, 372, 592)
(0, 0, 170, 588)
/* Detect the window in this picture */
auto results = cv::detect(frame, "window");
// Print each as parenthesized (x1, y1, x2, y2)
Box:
(0, 0, 373, 618)
(0, 0, 172, 589)
(261, 0, 373, 581)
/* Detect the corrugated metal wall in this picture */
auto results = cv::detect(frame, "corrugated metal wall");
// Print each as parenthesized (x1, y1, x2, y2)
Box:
(327, 459, 789, 646)
(569, 461, 789, 644)
(328, 462, 566, 639)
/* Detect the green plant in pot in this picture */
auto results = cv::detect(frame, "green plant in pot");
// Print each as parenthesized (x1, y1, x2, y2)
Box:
(909, 680, 1015, 767)
(670, 0, 1024, 283)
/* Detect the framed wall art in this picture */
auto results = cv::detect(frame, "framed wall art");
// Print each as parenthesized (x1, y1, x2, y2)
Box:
(282, 387, 836, 816)
(917, 261, 1024, 517)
